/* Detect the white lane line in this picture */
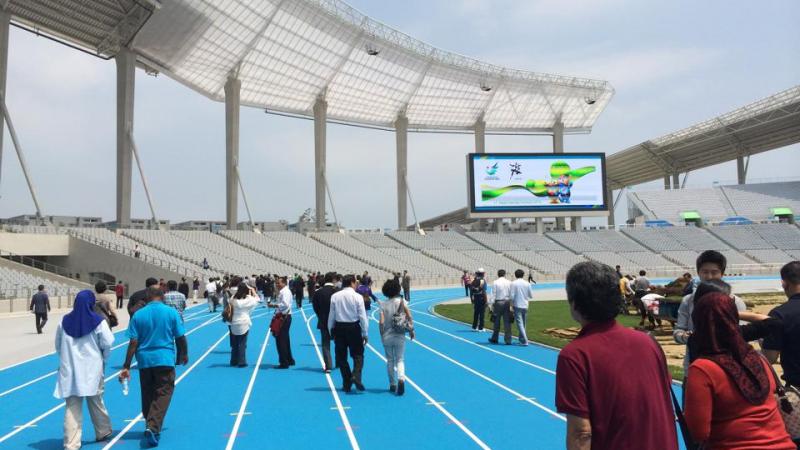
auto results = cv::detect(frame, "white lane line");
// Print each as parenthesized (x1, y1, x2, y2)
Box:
(300, 308, 360, 450)
(368, 315, 564, 421)
(0, 371, 57, 398)
(364, 343, 490, 450)
(102, 330, 231, 449)
(409, 315, 556, 375)
(0, 310, 226, 442)
(411, 337, 564, 421)
(224, 326, 272, 450)
(0, 302, 208, 372)
(0, 361, 139, 443)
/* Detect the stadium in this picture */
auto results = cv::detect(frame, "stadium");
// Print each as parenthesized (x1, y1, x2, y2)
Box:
(0, 1, 798, 450)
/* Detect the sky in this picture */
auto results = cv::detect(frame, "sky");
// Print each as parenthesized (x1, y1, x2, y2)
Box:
(0, 0, 798, 228)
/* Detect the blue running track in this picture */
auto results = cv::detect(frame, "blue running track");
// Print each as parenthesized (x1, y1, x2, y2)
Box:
(0, 289, 685, 449)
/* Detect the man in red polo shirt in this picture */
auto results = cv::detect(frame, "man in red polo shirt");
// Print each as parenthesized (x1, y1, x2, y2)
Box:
(556, 261, 678, 450)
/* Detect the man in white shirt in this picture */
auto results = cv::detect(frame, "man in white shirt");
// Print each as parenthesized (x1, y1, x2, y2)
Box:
(489, 269, 513, 345)
(328, 275, 369, 392)
(205, 278, 218, 313)
(510, 269, 533, 346)
(270, 276, 295, 368)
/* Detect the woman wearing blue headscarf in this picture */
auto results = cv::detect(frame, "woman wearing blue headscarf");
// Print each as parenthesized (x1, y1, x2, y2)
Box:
(54, 290, 115, 449)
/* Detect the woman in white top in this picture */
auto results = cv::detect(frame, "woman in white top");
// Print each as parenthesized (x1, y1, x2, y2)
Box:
(55, 290, 115, 450)
(379, 279, 415, 396)
(229, 282, 259, 367)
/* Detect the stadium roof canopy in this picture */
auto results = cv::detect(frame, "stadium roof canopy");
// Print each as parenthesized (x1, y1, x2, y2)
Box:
(606, 85, 800, 190)
(8, 0, 614, 133)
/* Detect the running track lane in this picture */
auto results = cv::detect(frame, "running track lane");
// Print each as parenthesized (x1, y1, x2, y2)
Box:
(0, 291, 685, 450)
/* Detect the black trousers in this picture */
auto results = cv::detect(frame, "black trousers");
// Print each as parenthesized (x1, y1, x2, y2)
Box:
(34, 312, 48, 333)
(139, 367, 175, 434)
(276, 315, 294, 367)
(230, 331, 249, 367)
(491, 300, 512, 343)
(464, 285, 470, 297)
(295, 293, 303, 308)
(472, 297, 486, 330)
(333, 322, 364, 387)
(116, 296, 123, 309)
(319, 328, 333, 371)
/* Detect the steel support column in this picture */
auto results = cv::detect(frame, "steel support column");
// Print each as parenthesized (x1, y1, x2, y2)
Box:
(664, 175, 671, 190)
(737, 155, 746, 185)
(225, 76, 241, 230)
(607, 187, 616, 227)
(0, 11, 8, 190)
(474, 115, 486, 154)
(313, 97, 327, 230)
(672, 173, 680, 189)
(553, 116, 566, 230)
(396, 113, 409, 230)
(115, 48, 135, 228)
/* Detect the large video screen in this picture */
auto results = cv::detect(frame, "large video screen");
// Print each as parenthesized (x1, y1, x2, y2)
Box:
(467, 153, 608, 216)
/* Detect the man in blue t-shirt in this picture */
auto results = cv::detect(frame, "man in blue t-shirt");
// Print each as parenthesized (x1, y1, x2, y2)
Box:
(120, 287, 188, 447)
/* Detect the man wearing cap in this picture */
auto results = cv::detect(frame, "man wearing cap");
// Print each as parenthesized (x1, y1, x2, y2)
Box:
(471, 269, 488, 331)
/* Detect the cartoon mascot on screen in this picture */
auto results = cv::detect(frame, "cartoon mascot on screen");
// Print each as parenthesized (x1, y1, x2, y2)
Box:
(481, 161, 596, 205)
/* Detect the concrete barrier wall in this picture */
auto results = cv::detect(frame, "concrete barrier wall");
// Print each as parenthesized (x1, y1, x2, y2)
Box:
(51, 238, 192, 294)
(0, 233, 70, 256)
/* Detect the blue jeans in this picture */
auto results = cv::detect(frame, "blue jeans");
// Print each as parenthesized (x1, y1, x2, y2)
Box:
(514, 308, 528, 344)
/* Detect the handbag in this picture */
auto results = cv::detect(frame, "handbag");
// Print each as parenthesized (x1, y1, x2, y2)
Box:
(222, 299, 234, 323)
(391, 299, 414, 334)
(270, 312, 285, 337)
(764, 357, 800, 439)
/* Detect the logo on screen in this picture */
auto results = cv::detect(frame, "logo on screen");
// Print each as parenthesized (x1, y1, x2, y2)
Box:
(480, 161, 596, 205)
(509, 162, 522, 180)
(485, 163, 499, 176)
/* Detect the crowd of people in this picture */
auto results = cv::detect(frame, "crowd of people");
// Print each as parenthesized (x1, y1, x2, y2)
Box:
(43, 267, 416, 448)
(31, 252, 800, 449)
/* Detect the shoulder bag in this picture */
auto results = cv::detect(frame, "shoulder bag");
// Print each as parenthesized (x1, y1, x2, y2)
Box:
(764, 357, 800, 439)
(222, 299, 235, 323)
(391, 299, 414, 334)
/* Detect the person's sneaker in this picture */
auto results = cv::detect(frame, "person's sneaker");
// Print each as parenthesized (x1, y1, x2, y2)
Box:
(343, 383, 352, 393)
(144, 429, 159, 447)
(397, 380, 405, 396)
(354, 380, 365, 392)
(488, 338, 498, 344)
(389, 384, 397, 393)
(324, 369, 331, 374)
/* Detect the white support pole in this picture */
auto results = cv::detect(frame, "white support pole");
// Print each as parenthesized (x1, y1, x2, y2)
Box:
(313, 97, 327, 230)
(0, 11, 9, 192)
(681, 172, 690, 189)
(234, 165, 255, 231)
(572, 216, 582, 232)
(474, 114, 486, 154)
(225, 75, 241, 230)
(607, 187, 615, 227)
(0, 97, 43, 219)
(396, 113, 409, 230)
(128, 133, 159, 228)
(552, 114, 567, 231)
(322, 174, 341, 231)
(535, 217, 544, 235)
(115, 48, 135, 228)
(404, 172, 423, 234)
